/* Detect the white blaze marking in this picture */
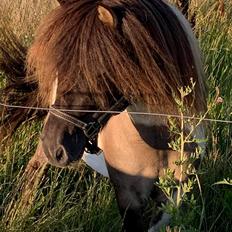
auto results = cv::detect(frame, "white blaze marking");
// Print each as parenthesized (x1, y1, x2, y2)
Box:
(50, 77, 58, 105)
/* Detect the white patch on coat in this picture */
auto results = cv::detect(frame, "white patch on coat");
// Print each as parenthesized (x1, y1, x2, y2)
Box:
(44, 78, 59, 124)
(82, 152, 109, 177)
(50, 77, 58, 105)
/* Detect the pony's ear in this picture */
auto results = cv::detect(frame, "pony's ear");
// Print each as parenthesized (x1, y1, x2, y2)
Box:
(97, 5, 118, 28)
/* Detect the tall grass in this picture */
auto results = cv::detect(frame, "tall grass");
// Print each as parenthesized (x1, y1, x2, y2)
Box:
(0, 0, 231, 231)
(194, 1, 232, 231)
(0, 0, 57, 46)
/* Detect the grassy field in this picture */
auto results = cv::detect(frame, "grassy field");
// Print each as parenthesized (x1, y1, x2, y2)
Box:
(0, 0, 231, 231)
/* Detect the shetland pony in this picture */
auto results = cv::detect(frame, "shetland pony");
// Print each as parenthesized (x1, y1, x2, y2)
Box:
(27, 0, 206, 231)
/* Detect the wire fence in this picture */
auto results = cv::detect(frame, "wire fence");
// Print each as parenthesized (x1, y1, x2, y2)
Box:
(0, 102, 232, 124)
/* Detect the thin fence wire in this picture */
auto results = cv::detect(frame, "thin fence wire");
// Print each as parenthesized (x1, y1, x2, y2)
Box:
(0, 102, 232, 124)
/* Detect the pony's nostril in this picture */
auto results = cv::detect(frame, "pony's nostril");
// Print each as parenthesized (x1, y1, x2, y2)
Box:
(55, 147, 66, 162)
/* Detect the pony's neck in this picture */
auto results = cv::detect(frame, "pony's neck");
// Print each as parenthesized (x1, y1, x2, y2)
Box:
(127, 103, 167, 127)
(127, 103, 170, 150)
(127, 102, 206, 153)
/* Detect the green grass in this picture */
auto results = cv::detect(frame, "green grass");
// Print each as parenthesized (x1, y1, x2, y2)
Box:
(0, 0, 232, 231)
(0, 122, 121, 232)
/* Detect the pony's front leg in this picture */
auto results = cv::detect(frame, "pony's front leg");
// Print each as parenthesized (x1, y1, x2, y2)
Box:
(113, 178, 172, 232)
(108, 167, 155, 232)
(148, 187, 180, 232)
(148, 213, 171, 232)
(114, 186, 145, 232)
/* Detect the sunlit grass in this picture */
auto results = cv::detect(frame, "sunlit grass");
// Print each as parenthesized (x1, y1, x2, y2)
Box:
(0, 0, 57, 46)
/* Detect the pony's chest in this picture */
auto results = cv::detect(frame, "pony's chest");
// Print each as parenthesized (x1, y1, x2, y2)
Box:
(98, 112, 163, 178)
(97, 110, 205, 180)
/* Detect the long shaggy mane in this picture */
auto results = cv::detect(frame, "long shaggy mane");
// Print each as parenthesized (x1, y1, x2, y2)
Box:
(27, 0, 206, 114)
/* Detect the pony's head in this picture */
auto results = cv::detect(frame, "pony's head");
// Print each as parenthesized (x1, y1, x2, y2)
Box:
(40, 75, 125, 167)
(40, 79, 88, 167)
(28, 0, 207, 167)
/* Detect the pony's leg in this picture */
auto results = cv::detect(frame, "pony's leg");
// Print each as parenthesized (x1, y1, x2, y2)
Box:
(148, 213, 171, 232)
(148, 187, 169, 232)
(148, 188, 178, 232)
(113, 176, 173, 232)
(114, 186, 145, 232)
(108, 166, 155, 232)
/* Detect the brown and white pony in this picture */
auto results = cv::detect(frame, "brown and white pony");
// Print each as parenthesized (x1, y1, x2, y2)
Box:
(27, 0, 206, 231)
